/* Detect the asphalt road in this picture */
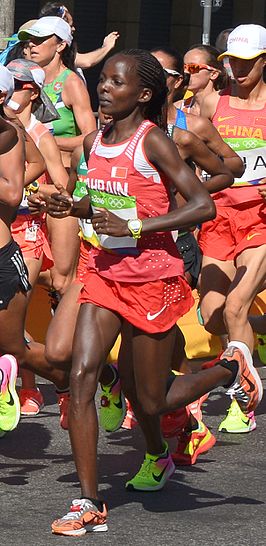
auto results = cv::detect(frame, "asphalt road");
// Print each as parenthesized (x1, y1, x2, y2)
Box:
(1, 358, 266, 546)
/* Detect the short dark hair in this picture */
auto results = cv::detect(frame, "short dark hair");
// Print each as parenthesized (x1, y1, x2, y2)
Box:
(150, 46, 184, 76)
(39, 2, 71, 18)
(215, 28, 234, 53)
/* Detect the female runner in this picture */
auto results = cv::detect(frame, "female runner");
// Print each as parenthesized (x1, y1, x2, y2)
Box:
(18, 16, 96, 295)
(46, 50, 261, 537)
(199, 24, 266, 433)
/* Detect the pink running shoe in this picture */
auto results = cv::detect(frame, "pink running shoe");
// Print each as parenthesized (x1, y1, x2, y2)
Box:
(0, 355, 20, 434)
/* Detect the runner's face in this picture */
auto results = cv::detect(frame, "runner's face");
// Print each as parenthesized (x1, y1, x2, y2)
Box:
(10, 87, 37, 113)
(97, 55, 150, 120)
(151, 50, 183, 104)
(184, 48, 216, 93)
(229, 55, 265, 87)
(28, 35, 64, 67)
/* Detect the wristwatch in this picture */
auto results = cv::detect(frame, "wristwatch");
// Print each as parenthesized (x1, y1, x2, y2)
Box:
(127, 218, 143, 239)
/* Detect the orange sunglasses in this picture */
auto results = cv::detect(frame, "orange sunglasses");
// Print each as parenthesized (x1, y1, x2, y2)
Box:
(184, 63, 220, 74)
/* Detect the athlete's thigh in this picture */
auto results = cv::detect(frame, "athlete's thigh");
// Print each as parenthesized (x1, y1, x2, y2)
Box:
(0, 291, 27, 357)
(71, 303, 122, 378)
(200, 255, 235, 312)
(45, 281, 83, 362)
(229, 244, 266, 307)
(132, 325, 176, 402)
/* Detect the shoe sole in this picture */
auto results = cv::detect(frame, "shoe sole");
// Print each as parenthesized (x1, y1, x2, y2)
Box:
(52, 523, 108, 536)
(20, 403, 44, 416)
(126, 463, 175, 491)
(219, 423, 257, 433)
(1, 355, 20, 432)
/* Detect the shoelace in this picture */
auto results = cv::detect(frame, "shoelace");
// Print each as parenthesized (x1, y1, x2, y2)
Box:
(226, 383, 249, 404)
(137, 458, 155, 478)
(62, 499, 95, 521)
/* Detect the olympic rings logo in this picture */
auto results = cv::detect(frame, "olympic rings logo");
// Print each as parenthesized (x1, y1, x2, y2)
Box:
(108, 197, 126, 208)
(244, 140, 257, 149)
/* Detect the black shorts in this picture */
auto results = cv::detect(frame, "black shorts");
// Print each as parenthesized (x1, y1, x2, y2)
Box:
(176, 231, 202, 289)
(0, 239, 31, 310)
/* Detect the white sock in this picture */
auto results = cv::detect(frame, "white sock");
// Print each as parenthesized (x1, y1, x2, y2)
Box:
(227, 341, 253, 367)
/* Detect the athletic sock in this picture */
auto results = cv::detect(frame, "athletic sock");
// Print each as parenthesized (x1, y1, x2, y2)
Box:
(102, 364, 118, 388)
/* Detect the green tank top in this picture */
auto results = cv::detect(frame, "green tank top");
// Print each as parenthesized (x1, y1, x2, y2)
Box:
(44, 69, 79, 138)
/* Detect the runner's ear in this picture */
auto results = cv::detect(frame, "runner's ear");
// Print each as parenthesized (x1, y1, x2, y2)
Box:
(138, 87, 152, 104)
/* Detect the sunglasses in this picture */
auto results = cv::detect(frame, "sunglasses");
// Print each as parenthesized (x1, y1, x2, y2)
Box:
(163, 67, 181, 78)
(14, 81, 37, 91)
(184, 63, 220, 74)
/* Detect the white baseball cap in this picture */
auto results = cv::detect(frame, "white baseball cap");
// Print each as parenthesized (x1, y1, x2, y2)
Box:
(18, 16, 73, 46)
(0, 65, 15, 103)
(218, 24, 266, 60)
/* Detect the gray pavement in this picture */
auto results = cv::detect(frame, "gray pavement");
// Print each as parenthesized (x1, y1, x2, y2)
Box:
(1, 358, 266, 546)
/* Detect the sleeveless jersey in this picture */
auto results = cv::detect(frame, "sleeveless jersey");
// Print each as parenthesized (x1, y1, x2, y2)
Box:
(44, 69, 79, 138)
(212, 92, 266, 205)
(85, 120, 185, 283)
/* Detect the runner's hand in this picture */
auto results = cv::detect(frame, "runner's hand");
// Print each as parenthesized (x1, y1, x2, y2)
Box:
(92, 208, 129, 237)
(27, 192, 47, 215)
(102, 31, 119, 50)
(47, 185, 73, 217)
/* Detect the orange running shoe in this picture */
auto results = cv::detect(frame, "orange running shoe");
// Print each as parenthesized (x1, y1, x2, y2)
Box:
(172, 421, 216, 466)
(121, 399, 138, 430)
(221, 346, 263, 413)
(161, 406, 189, 438)
(57, 391, 70, 430)
(52, 498, 108, 536)
(19, 388, 44, 416)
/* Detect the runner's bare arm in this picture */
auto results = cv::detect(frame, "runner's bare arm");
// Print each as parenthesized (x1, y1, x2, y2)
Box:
(187, 112, 244, 178)
(75, 32, 120, 69)
(54, 75, 96, 153)
(39, 131, 68, 189)
(46, 131, 98, 218)
(173, 127, 234, 193)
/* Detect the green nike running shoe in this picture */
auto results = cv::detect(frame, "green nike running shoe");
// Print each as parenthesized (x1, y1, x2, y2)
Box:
(126, 444, 175, 491)
(218, 399, 256, 433)
(0, 355, 20, 436)
(99, 365, 126, 432)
